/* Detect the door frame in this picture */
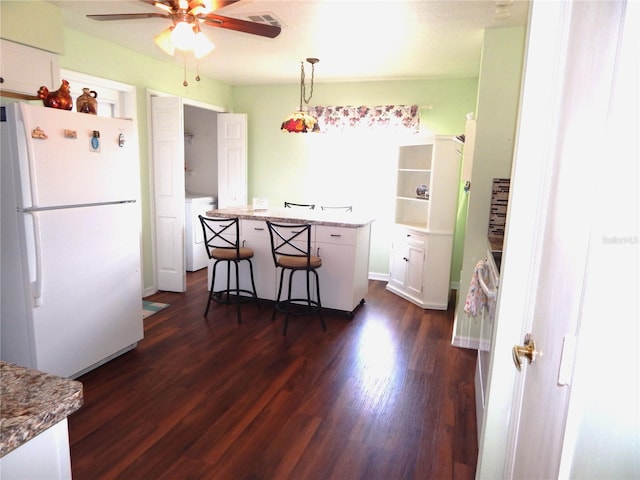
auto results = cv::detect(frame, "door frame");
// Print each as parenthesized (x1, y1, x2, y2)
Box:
(145, 89, 226, 293)
(477, 0, 637, 477)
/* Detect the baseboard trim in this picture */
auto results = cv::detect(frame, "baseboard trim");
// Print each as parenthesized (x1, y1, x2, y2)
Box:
(368, 272, 389, 282)
(143, 287, 157, 297)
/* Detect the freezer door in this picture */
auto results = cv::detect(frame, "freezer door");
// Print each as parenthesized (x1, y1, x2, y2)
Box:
(27, 202, 143, 378)
(7, 102, 140, 208)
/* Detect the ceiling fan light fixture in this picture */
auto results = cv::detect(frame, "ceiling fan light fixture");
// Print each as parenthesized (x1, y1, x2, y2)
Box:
(171, 21, 197, 51)
(193, 28, 215, 58)
(154, 27, 176, 56)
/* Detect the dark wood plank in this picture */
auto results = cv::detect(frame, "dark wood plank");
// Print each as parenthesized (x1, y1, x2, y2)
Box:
(68, 270, 478, 479)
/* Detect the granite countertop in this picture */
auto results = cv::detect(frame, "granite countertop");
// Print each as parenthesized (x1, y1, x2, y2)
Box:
(0, 361, 83, 457)
(206, 206, 375, 228)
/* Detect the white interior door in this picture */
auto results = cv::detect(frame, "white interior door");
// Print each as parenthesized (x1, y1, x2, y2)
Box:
(151, 95, 186, 292)
(478, 1, 637, 478)
(217, 113, 247, 208)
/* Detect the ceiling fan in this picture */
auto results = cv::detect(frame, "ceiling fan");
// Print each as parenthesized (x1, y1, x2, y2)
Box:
(86, 0, 281, 40)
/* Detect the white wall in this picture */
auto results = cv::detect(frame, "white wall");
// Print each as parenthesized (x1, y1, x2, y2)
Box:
(453, 27, 526, 347)
(184, 105, 218, 196)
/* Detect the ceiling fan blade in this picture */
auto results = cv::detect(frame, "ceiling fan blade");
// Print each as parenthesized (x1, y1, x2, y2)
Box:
(87, 13, 170, 21)
(202, 14, 281, 38)
(190, 0, 240, 12)
(138, 1, 179, 9)
(138, 0, 239, 13)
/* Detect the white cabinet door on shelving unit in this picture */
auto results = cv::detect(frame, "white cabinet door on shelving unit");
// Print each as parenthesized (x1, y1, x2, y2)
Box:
(388, 239, 409, 291)
(405, 235, 426, 299)
(388, 228, 426, 305)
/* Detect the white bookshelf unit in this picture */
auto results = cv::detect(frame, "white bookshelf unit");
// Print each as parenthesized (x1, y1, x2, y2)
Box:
(387, 136, 461, 309)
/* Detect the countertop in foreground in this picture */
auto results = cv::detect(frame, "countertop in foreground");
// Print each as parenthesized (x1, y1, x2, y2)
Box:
(206, 207, 375, 228)
(0, 362, 83, 457)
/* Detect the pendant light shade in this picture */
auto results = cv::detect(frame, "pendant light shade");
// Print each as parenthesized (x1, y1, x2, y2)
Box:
(281, 111, 320, 133)
(281, 58, 320, 133)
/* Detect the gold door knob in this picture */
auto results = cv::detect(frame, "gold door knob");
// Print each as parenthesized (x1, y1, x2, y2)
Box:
(512, 337, 538, 371)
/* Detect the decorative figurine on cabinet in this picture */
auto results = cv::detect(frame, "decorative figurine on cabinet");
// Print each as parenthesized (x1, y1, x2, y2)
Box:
(37, 80, 73, 110)
(76, 88, 98, 115)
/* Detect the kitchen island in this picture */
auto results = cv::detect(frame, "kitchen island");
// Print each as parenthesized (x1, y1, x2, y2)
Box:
(0, 361, 83, 479)
(205, 207, 374, 315)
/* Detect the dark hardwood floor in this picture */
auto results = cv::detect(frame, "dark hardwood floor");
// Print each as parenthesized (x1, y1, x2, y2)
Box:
(68, 269, 478, 480)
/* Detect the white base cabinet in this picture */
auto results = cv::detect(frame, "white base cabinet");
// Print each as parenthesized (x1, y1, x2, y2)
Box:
(0, 419, 72, 480)
(387, 228, 454, 309)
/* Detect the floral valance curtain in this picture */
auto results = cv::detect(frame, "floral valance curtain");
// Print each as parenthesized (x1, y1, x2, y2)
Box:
(309, 105, 420, 133)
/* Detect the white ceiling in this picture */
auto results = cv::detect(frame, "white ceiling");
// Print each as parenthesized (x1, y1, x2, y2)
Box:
(48, 0, 530, 86)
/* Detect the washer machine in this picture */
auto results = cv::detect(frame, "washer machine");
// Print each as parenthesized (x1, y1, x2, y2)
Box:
(185, 194, 217, 271)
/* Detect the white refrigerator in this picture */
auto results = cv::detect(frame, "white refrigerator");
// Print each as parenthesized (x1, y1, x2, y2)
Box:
(1, 102, 143, 379)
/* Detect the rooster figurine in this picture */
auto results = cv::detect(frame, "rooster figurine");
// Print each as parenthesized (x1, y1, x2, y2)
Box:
(37, 80, 73, 110)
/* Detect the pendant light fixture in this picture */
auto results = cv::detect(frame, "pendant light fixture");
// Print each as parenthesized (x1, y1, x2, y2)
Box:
(281, 58, 320, 133)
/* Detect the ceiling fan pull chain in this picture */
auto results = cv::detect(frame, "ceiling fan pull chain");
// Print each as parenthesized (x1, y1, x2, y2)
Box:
(183, 56, 188, 87)
(196, 62, 201, 82)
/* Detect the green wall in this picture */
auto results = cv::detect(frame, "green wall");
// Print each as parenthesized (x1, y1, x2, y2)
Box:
(233, 79, 477, 275)
(454, 26, 526, 343)
(0, 1, 64, 53)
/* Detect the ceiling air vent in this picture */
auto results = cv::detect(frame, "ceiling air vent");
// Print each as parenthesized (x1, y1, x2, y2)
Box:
(245, 13, 284, 28)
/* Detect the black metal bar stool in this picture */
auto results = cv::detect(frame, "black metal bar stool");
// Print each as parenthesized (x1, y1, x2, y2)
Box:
(266, 221, 326, 336)
(320, 205, 353, 212)
(199, 215, 259, 324)
(284, 202, 315, 209)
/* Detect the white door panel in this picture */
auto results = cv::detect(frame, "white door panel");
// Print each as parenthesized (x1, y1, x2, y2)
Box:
(151, 96, 185, 292)
(217, 114, 247, 208)
(478, 2, 637, 479)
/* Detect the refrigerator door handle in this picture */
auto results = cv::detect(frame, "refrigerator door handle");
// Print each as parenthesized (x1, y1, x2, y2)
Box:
(25, 211, 44, 306)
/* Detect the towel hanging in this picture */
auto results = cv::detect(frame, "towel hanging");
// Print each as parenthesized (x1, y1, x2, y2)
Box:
(464, 260, 489, 316)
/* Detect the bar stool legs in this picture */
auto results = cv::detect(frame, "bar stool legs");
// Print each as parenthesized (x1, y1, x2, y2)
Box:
(272, 266, 325, 336)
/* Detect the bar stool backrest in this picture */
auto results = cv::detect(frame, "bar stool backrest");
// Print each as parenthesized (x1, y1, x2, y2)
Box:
(266, 221, 313, 268)
(199, 216, 240, 258)
(284, 202, 315, 210)
(320, 205, 353, 212)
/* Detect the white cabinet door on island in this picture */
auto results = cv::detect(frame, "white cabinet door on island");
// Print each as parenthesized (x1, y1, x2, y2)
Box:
(316, 224, 371, 315)
(241, 220, 277, 301)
